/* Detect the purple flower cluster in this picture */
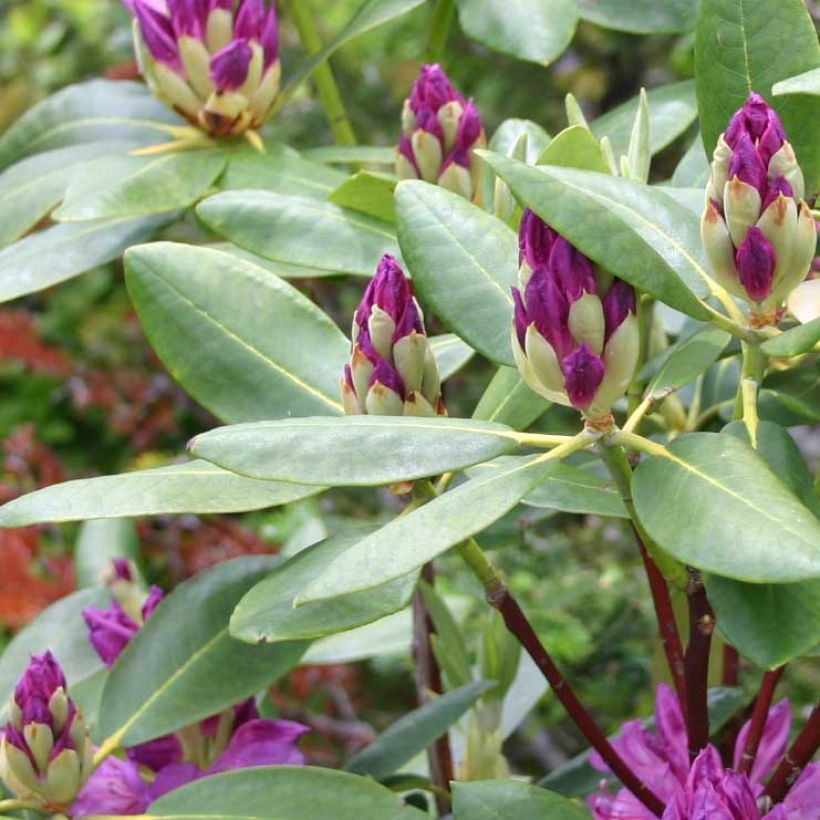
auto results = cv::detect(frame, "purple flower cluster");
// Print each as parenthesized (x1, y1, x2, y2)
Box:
(342, 254, 444, 417)
(701, 93, 814, 316)
(123, 0, 280, 136)
(511, 209, 639, 420)
(590, 684, 820, 819)
(396, 64, 486, 202)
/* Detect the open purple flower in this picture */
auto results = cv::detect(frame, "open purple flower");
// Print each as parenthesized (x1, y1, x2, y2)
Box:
(511, 209, 639, 421)
(123, 0, 281, 136)
(342, 254, 444, 417)
(396, 64, 486, 202)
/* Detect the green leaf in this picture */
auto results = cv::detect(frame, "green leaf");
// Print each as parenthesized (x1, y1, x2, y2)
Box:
(0, 215, 169, 304)
(761, 365, 820, 424)
(52, 150, 227, 221)
(220, 146, 347, 198)
(591, 81, 698, 158)
(303, 145, 396, 165)
(418, 581, 473, 686)
(773, 67, 820, 97)
(0, 460, 320, 527)
(0, 589, 108, 724)
(643, 325, 731, 399)
(98, 557, 307, 747)
(297, 455, 559, 603)
(145, 766, 424, 819)
(455, 0, 578, 66)
(536, 125, 609, 173)
(230, 530, 417, 643)
(523, 462, 628, 518)
(396, 180, 518, 365)
(490, 119, 551, 164)
(329, 170, 397, 222)
(481, 154, 713, 319)
(208, 242, 330, 279)
(0, 80, 177, 170)
(431, 333, 475, 381)
(695, 0, 820, 191)
(473, 366, 547, 430)
(579, 0, 697, 33)
(197, 191, 398, 277)
(74, 519, 140, 588)
(190, 416, 520, 486)
(126, 243, 347, 422)
(670, 134, 710, 188)
(452, 780, 589, 820)
(347, 680, 494, 780)
(632, 432, 820, 583)
(760, 318, 820, 358)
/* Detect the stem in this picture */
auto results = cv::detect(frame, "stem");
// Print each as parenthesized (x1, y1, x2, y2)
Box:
(685, 571, 715, 761)
(700, 301, 756, 342)
(737, 667, 784, 776)
(722, 644, 740, 686)
(623, 393, 655, 435)
(284, 0, 357, 146)
(512, 432, 575, 448)
(411, 562, 454, 812)
(424, 0, 456, 62)
(764, 704, 820, 803)
(609, 430, 668, 458)
(600, 445, 687, 708)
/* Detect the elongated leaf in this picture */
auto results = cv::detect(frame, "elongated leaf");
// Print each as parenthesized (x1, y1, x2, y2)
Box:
(455, 0, 577, 66)
(99, 557, 307, 747)
(0, 214, 169, 303)
(53, 150, 227, 221)
(643, 325, 731, 398)
(490, 119, 551, 163)
(0, 80, 177, 170)
(298, 455, 559, 603)
(191, 416, 519, 486)
(695, 0, 820, 190)
(220, 147, 347, 198)
(0, 460, 319, 527)
(396, 181, 518, 365)
(761, 319, 820, 358)
(419, 581, 473, 686)
(303, 145, 396, 165)
(230, 530, 417, 643)
(0, 589, 107, 724)
(74, 519, 140, 588)
(670, 134, 710, 187)
(209, 242, 330, 279)
(591, 81, 698, 158)
(773, 67, 820, 97)
(579, 0, 697, 33)
(760, 365, 820, 424)
(146, 766, 425, 819)
(197, 191, 398, 277)
(126, 243, 346, 422)
(347, 680, 495, 779)
(431, 333, 475, 380)
(523, 462, 627, 518)
(632, 433, 820, 582)
(537, 125, 609, 173)
(473, 366, 547, 429)
(329, 170, 397, 221)
(482, 154, 712, 319)
(452, 780, 590, 820)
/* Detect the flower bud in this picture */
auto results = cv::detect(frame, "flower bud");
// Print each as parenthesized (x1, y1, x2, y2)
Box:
(0, 652, 93, 810)
(342, 255, 445, 417)
(511, 210, 639, 421)
(395, 64, 486, 203)
(124, 0, 280, 137)
(701, 92, 814, 318)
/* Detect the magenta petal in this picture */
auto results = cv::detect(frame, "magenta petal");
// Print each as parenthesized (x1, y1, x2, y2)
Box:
(210, 39, 253, 92)
(71, 757, 150, 817)
(733, 698, 791, 790)
(410, 64, 461, 114)
(761, 175, 794, 212)
(561, 343, 605, 409)
(519, 208, 555, 269)
(146, 762, 202, 803)
(369, 359, 405, 397)
(727, 132, 768, 197)
(654, 683, 688, 783)
(233, 0, 267, 40)
(127, 734, 183, 772)
(134, 0, 180, 68)
(142, 585, 165, 620)
(112, 558, 134, 582)
(603, 281, 637, 341)
(778, 762, 820, 817)
(208, 719, 310, 773)
(83, 601, 140, 667)
(524, 265, 571, 356)
(735, 226, 776, 302)
(548, 236, 596, 302)
(512, 287, 528, 348)
(454, 99, 483, 151)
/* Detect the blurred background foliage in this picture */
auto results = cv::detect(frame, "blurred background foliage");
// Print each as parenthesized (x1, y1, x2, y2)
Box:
(0, 0, 816, 781)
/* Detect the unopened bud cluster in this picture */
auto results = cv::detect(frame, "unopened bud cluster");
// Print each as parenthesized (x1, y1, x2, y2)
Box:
(512, 209, 639, 420)
(125, 0, 280, 137)
(701, 93, 815, 318)
(396, 64, 486, 202)
(342, 255, 444, 417)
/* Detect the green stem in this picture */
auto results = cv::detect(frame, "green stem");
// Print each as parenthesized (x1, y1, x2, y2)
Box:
(284, 0, 357, 146)
(0, 800, 43, 813)
(733, 341, 767, 443)
(610, 430, 668, 458)
(425, 0, 456, 62)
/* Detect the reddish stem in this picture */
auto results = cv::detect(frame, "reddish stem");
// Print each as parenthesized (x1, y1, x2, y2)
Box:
(764, 704, 820, 804)
(488, 581, 665, 817)
(685, 572, 715, 761)
(634, 530, 687, 711)
(722, 644, 740, 687)
(412, 562, 454, 811)
(737, 667, 784, 776)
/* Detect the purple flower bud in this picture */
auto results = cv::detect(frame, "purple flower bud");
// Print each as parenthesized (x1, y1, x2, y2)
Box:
(83, 601, 140, 668)
(548, 235, 597, 302)
(727, 132, 768, 197)
(454, 99, 482, 152)
(259, 6, 279, 67)
(133, 0, 180, 68)
(524, 266, 572, 357)
(111, 559, 134, 582)
(210, 39, 253, 92)
(761, 175, 794, 212)
(519, 208, 556, 269)
(415, 107, 445, 141)
(127, 734, 183, 772)
(561, 343, 605, 409)
(398, 136, 420, 177)
(736, 226, 775, 302)
(602, 280, 637, 340)
(13, 651, 66, 722)
(370, 359, 405, 396)
(142, 585, 165, 620)
(167, 0, 208, 38)
(234, 0, 267, 41)
(512, 287, 528, 348)
(409, 64, 462, 115)
(725, 92, 785, 151)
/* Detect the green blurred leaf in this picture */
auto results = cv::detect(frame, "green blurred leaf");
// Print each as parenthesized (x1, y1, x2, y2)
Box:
(419, 580, 473, 687)
(452, 780, 589, 819)
(473, 367, 547, 430)
(208, 242, 330, 279)
(74, 519, 140, 588)
(329, 170, 397, 221)
(579, 0, 697, 33)
(760, 319, 820, 358)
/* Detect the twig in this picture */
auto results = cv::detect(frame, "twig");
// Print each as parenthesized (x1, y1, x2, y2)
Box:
(764, 704, 820, 803)
(722, 645, 740, 687)
(737, 667, 784, 776)
(685, 571, 715, 760)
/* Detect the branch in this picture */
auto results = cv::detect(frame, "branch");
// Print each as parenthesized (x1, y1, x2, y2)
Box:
(722, 644, 740, 687)
(764, 703, 820, 804)
(685, 571, 715, 761)
(737, 667, 784, 776)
